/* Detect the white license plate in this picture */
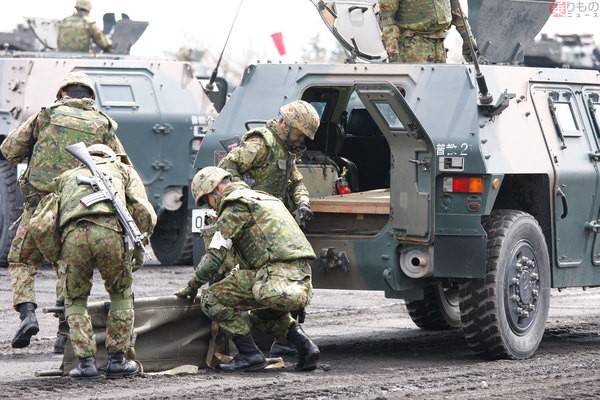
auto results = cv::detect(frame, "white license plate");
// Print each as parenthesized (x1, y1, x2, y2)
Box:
(191, 207, 216, 233)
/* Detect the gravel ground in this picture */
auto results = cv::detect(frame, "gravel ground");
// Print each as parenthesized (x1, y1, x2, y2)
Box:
(2, 261, 600, 399)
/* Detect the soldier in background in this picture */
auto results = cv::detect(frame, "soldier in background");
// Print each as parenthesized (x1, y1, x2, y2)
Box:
(57, 0, 113, 53)
(0, 71, 128, 351)
(379, 0, 477, 63)
(30, 144, 156, 379)
(218, 99, 320, 357)
(175, 167, 320, 372)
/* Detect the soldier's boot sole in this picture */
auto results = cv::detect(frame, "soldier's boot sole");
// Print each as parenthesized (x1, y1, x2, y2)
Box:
(11, 323, 39, 349)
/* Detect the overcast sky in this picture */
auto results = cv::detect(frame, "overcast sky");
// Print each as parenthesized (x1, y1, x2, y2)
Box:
(1, 0, 598, 63)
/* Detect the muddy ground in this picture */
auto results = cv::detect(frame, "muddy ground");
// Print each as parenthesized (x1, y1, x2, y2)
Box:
(2, 260, 600, 400)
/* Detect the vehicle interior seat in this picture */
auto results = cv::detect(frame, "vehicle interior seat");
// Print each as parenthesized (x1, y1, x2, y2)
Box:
(340, 108, 390, 191)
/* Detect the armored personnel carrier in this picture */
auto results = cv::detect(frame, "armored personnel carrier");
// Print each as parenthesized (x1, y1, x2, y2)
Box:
(0, 15, 224, 266)
(524, 33, 600, 70)
(191, 0, 600, 360)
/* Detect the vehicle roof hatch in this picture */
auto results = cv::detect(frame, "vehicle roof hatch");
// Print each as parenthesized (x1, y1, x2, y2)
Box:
(468, 0, 552, 64)
(311, 0, 387, 63)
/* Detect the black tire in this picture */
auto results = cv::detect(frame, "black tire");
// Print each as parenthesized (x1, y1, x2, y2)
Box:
(459, 210, 550, 360)
(150, 207, 193, 266)
(405, 281, 461, 330)
(0, 160, 19, 267)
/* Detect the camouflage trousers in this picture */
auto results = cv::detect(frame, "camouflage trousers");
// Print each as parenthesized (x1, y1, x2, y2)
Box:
(61, 220, 134, 358)
(392, 31, 447, 63)
(201, 260, 313, 339)
(8, 200, 62, 308)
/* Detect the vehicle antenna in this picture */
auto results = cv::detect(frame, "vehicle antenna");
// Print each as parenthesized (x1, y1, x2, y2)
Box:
(457, 2, 493, 105)
(206, 0, 243, 91)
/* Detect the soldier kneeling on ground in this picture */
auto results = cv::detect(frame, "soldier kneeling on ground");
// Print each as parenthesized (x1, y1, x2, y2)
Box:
(175, 167, 320, 372)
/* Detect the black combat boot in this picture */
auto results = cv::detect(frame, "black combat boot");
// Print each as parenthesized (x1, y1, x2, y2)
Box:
(105, 352, 140, 379)
(69, 356, 102, 379)
(53, 318, 69, 354)
(11, 302, 39, 348)
(218, 333, 267, 372)
(54, 332, 69, 354)
(287, 324, 320, 371)
(270, 338, 299, 357)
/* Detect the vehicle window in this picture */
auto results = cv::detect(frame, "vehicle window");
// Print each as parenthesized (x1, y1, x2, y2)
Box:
(98, 84, 136, 106)
(554, 102, 579, 135)
(310, 101, 327, 118)
(374, 102, 405, 130)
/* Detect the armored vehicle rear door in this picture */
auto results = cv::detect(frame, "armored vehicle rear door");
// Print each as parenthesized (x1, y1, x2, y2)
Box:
(531, 85, 600, 275)
(312, 0, 387, 62)
(354, 82, 433, 242)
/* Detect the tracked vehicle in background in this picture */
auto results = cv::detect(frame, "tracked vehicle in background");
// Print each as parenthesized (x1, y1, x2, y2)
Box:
(191, 0, 600, 360)
(0, 14, 225, 266)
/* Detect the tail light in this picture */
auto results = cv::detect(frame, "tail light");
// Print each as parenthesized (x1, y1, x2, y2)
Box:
(443, 176, 483, 194)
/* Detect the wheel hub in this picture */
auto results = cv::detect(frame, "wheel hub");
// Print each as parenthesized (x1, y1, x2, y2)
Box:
(507, 249, 540, 333)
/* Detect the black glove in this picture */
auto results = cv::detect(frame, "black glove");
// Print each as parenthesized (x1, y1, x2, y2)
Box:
(174, 275, 201, 301)
(298, 202, 314, 223)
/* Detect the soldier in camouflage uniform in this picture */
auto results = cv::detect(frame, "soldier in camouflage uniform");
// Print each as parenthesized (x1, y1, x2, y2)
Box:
(379, 0, 477, 63)
(218, 100, 320, 357)
(57, 0, 113, 53)
(219, 100, 320, 221)
(175, 167, 320, 372)
(0, 71, 128, 351)
(33, 144, 156, 379)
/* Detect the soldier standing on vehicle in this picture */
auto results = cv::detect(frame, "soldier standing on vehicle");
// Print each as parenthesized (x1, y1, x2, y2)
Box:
(379, 0, 477, 63)
(0, 71, 128, 351)
(218, 99, 320, 357)
(175, 167, 320, 372)
(57, 0, 113, 53)
(30, 144, 156, 379)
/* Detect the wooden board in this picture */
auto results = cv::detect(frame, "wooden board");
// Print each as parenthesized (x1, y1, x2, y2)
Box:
(310, 189, 390, 214)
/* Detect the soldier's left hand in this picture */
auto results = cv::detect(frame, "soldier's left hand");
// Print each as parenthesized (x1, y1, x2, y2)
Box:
(298, 202, 314, 223)
(174, 285, 198, 301)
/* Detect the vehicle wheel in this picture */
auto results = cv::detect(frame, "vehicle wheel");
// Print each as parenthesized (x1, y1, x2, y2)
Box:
(405, 281, 461, 330)
(151, 207, 193, 266)
(459, 210, 550, 360)
(0, 160, 19, 267)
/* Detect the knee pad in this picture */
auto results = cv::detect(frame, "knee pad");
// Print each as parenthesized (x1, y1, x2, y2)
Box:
(64, 297, 88, 318)
(109, 288, 133, 311)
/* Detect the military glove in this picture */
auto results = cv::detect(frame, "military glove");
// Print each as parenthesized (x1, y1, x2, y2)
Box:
(131, 247, 146, 272)
(460, 31, 478, 63)
(174, 275, 202, 301)
(298, 202, 314, 223)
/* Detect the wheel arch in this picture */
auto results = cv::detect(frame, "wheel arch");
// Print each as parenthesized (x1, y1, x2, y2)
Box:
(492, 173, 553, 271)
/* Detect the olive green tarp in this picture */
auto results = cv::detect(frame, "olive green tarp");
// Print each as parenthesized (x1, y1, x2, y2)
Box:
(58, 296, 214, 376)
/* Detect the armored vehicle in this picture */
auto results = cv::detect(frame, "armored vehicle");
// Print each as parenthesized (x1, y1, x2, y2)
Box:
(191, 0, 600, 360)
(524, 33, 600, 70)
(0, 15, 223, 266)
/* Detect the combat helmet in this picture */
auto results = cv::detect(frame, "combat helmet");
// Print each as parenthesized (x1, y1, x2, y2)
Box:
(279, 100, 320, 140)
(56, 71, 96, 100)
(88, 144, 116, 159)
(75, 0, 92, 12)
(191, 167, 232, 206)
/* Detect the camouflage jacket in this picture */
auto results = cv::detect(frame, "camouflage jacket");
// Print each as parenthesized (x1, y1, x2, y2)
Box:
(193, 182, 315, 285)
(219, 119, 310, 210)
(29, 154, 156, 262)
(57, 13, 112, 52)
(379, 0, 451, 35)
(0, 98, 127, 196)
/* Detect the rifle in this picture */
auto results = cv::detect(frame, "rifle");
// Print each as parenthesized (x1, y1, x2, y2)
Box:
(65, 142, 148, 259)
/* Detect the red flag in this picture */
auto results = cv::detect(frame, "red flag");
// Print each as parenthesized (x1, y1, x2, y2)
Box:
(271, 32, 286, 56)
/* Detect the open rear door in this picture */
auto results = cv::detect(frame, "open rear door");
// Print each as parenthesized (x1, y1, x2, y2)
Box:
(354, 82, 434, 242)
(311, 0, 387, 62)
